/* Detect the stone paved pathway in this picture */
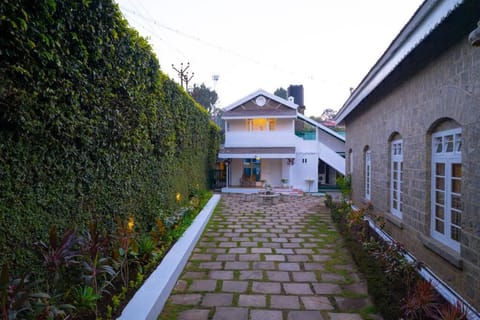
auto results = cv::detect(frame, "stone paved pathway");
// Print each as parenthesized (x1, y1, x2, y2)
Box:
(159, 194, 382, 320)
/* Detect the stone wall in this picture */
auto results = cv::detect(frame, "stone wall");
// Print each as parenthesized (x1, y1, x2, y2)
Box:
(344, 38, 480, 309)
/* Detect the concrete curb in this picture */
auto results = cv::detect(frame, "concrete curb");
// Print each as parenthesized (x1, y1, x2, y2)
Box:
(118, 194, 221, 320)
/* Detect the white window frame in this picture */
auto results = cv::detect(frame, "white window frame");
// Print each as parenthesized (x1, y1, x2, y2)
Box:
(365, 149, 371, 200)
(390, 139, 403, 218)
(349, 150, 353, 174)
(246, 119, 253, 131)
(431, 128, 462, 252)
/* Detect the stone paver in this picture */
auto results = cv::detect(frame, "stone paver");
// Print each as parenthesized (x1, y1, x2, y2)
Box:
(160, 194, 381, 320)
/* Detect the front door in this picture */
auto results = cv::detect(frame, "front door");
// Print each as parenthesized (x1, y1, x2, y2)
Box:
(243, 158, 261, 182)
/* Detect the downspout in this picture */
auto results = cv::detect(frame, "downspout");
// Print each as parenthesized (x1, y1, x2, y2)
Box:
(362, 215, 480, 320)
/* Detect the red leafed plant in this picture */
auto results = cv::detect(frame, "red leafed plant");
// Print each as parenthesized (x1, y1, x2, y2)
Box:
(402, 279, 440, 319)
(34, 226, 80, 286)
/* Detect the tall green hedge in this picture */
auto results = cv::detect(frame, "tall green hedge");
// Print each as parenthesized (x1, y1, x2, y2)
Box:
(0, 0, 219, 273)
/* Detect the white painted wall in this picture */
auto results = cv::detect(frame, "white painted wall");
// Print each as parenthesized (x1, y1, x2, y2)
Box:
(291, 153, 318, 192)
(230, 159, 243, 187)
(318, 130, 345, 152)
(225, 131, 295, 147)
(260, 159, 282, 187)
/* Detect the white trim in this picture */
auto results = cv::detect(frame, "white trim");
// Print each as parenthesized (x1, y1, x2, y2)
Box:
(336, 0, 462, 123)
(223, 115, 296, 120)
(365, 149, 372, 200)
(218, 153, 295, 159)
(430, 128, 462, 252)
(223, 89, 298, 111)
(297, 113, 345, 142)
(118, 195, 221, 320)
(390, 139, 403, 219)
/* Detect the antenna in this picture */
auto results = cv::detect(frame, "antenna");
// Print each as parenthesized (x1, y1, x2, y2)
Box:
(212, 74, 219, 91)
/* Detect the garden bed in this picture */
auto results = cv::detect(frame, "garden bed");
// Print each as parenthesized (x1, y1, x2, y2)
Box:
(1, 191, 219, 320)
(118, 194, 220, 319)
(324, 194, 471, 320)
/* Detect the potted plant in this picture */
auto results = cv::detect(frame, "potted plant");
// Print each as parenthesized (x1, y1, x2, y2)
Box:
(281, 178, 289, 188)
(259, 179, 266, 187)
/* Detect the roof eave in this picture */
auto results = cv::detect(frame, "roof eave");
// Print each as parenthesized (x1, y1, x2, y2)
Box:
(223, 89, 298, 111)
(335, 0, 463, 124)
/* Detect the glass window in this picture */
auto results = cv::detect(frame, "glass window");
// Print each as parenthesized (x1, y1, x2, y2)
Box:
(365, 149, 371, 200)
(431, 128, 462, 252)
(390, 139, 403, 218)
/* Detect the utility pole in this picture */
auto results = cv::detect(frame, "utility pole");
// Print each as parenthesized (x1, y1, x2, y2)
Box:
(172, 62, 194, 91)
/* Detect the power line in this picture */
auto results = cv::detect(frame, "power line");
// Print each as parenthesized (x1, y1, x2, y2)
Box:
(118, 5, 315, 80)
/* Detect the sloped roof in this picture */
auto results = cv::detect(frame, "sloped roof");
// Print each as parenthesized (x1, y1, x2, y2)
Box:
(222, 89, 298, 119)
(224, 89, 298, 111)
(297, 113, 345, 142)
(335, 0, 474, 124)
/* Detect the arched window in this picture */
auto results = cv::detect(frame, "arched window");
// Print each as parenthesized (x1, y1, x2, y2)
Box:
(364, 147, 371, 200)
(430, 122, 462, 252)
(390, 136, 403, 218)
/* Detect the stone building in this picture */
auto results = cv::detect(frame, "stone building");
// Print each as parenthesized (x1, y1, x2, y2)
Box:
(335, 0, 480, 314)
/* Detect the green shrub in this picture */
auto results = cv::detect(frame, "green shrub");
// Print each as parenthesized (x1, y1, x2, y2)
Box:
(0, 0, 219, 276)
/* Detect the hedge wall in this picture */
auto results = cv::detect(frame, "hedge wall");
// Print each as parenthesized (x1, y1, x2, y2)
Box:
(0, 0, 220, 273)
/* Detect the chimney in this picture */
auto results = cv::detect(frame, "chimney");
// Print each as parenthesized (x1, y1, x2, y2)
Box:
(287, 84, 305, 114)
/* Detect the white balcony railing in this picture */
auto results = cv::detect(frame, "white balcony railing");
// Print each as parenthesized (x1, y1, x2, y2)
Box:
(224, 131, 295, 147)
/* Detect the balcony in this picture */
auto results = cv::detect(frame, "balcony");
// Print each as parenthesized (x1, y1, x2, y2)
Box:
(224, 130, 295, 147)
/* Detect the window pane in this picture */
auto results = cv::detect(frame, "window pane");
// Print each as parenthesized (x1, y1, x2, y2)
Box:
(452, 164, 462, 178)
(393, 162, 398, 170)
(436, 177, 445, 190)
(451, 195, 462, 210)
(451, 226, 461, 242)
(393, 200, 397, 209)
(451, 210, 461, 225)
(436, 163, 445, 175)
(268, 119, 276, 131)
(435, 191, 444, 204)
(455, 134, 462, 152)
(445, 135, 454, 152)
(435, 205, 444, 219)
(435, 219, 444, 233)
(451, 179, 461, 194)
(435, 137, 443, 153)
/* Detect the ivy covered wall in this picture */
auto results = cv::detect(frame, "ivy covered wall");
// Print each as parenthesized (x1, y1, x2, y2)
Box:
(0, 0, 219, 272)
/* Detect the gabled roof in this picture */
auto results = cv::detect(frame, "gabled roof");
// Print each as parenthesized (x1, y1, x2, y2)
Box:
(335, 0, 473, 124)
(224, 89, 298, 111)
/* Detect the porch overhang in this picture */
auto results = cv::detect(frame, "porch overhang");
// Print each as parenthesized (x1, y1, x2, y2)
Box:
(218, 147, 295, 159)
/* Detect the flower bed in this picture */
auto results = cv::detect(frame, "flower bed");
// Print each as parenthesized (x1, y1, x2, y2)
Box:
(325, 193, 468, 320)
(1, 191, 215, 320)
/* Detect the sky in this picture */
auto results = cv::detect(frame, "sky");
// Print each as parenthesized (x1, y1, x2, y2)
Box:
(115, 0, 424, 117)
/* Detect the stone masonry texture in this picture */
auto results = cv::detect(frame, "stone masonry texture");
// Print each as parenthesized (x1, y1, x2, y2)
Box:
(344, 38, 480, 309)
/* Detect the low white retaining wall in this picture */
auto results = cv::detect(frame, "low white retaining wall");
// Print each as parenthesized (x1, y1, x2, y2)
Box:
(118, 194, 221, 320)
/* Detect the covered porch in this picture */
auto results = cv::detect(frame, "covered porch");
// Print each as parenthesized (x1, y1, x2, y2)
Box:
(218, 146, 296, 191)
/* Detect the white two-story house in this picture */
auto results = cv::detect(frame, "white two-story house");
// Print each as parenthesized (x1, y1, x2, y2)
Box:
(218, 89, 345, 193)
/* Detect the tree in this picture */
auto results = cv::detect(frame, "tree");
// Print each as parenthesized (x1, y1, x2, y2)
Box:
(274, 87, 287, 99)
(191, 83, 218, 113)
(319, 108, 337, 121)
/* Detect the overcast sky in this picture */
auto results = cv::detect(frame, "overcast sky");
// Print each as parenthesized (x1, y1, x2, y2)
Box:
(115, 0, 424, 117)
